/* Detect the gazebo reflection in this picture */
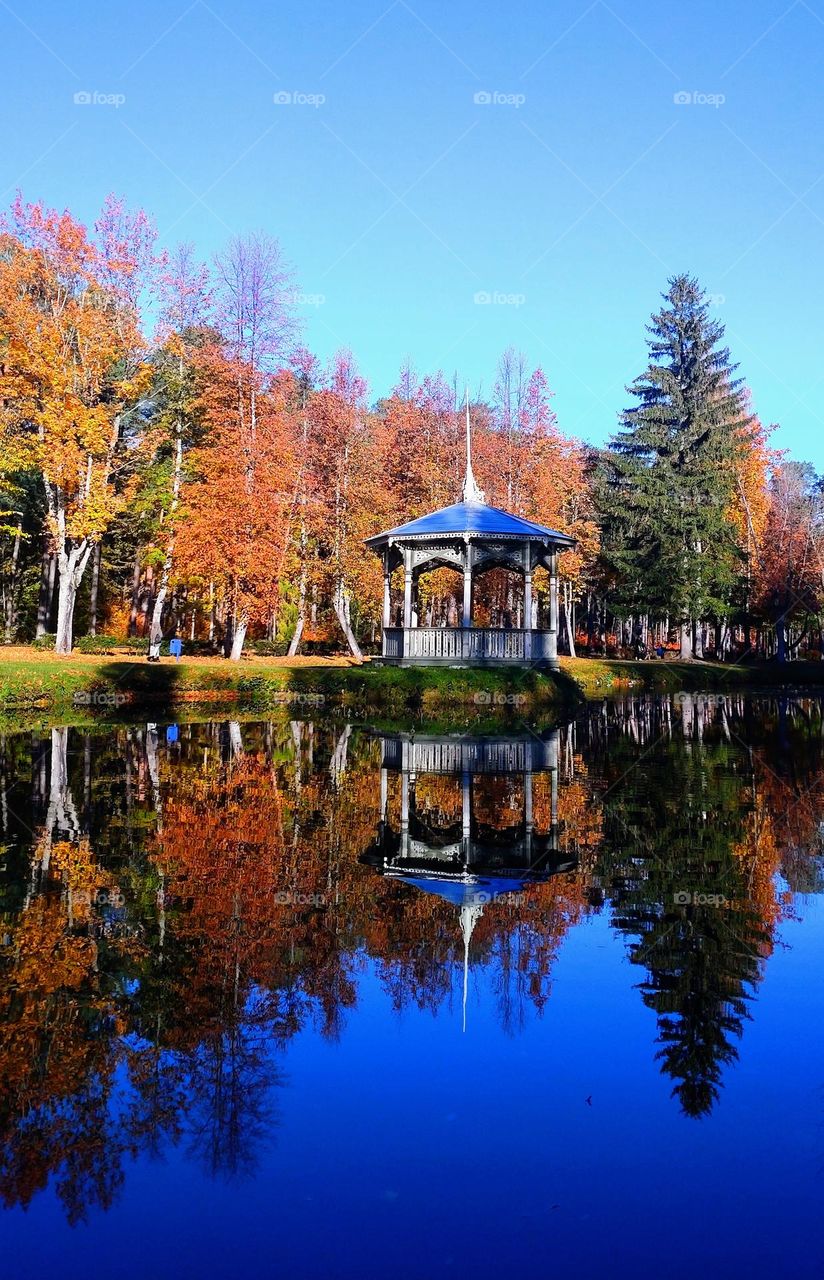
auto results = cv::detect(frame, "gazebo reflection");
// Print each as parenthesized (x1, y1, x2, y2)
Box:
(361, 729, 575, 1028)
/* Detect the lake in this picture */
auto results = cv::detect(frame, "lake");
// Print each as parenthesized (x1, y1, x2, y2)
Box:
(1, 695, 823, 1278)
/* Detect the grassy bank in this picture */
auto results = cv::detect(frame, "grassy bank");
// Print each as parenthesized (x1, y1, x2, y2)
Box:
(0, 647, 573, 727)
(559, 655, 824, 698)
(3, 646, 824, 729)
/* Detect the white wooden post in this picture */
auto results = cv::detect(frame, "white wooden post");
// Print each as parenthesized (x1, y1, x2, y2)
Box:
(403, 551, 413, 630)
(524, 543, 533, 662)
(462, 541, 472, 628)
(462, 769, 471, 841)
(382, 555, 391, 629)
(524, 768, 533, 860)
(548, 548, 559, 669)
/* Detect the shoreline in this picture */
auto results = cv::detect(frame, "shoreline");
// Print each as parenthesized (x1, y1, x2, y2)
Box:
(3, 647, 824, 729)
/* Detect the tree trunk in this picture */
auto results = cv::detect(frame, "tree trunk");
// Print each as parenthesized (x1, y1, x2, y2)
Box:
(88, 542, 102, 636)
(128, 553, 142, 635)
(43, 727, 80, 865)
(563, 582, 576, 657)
(148, 433, 183, 651)
(288, 557, 308, 657)
(229, 615, 248, 661)
(149, 576, 169, 651)
(679, 621, 693, 660)
(3, 514, 23, 643)
(288, 614, 305, 658)
(333, 580, 363, 660)
(693, 619, 704, 659)
(35, 543, 56, 638)
(776, 614, 787, 663)
(55, 539, 93, 656)
(143, 567, 155, 638)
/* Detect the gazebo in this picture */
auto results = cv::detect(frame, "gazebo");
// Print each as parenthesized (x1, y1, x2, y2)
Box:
(365, 406, 574, 669)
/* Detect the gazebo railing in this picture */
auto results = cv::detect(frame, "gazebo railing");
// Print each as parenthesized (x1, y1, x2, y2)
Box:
(382, 626, 556, 664)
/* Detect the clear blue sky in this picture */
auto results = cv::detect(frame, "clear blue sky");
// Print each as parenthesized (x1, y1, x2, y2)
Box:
(3, 0, 823, 465)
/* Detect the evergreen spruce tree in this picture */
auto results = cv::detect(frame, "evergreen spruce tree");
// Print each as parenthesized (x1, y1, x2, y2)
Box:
(600, 275, 752, 656)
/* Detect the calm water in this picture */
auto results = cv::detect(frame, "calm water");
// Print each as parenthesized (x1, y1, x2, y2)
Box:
(1, 696, 823, 1279)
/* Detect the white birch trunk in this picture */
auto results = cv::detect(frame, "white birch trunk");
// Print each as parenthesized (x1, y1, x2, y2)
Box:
(229, 615, 248, 661)
(333, 580, 363, 660)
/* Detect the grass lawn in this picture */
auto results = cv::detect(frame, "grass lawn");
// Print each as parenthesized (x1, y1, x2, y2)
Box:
(2, 645, 824, 729)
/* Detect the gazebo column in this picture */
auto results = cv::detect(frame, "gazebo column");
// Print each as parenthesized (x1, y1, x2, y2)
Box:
(524, 768, 533, 861)
(462, 768, 472, 868)
(399, 769, 410, 859)
(402, 549, 413, 630)
(462, 542, 473, 628)
(524, 544, 533, 661)
(382, 553, 392, 629)
(547, 548, 559, 669)
(380, 766, 388, 823)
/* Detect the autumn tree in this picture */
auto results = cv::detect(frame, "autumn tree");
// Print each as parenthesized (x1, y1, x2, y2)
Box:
(176, 347, 298, 658)
(0, 196, 152, 652)
(172, 232, 300, 658)
(756, 461, 824, 660)
(142, 243, 212, 652)
(299, 351, 389, 657)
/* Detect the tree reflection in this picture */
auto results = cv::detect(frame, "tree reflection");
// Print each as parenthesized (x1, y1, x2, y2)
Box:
(0, 697, 821, 1218)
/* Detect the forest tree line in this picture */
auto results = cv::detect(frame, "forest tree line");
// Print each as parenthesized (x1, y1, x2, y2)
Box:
(1, 193, 822, 660)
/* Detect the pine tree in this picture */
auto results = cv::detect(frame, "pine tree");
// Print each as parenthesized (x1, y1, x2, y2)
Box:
(600, 275, 752, 656)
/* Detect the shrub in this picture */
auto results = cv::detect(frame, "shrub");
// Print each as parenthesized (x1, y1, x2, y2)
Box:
(75, 634, 119, 654)
(247, 639, 289, 657)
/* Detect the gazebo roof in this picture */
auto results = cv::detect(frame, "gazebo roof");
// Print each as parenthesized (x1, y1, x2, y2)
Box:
(365, 499, 575, 548)
(366, 396, 575, 552)
(386, 872, 534, 908)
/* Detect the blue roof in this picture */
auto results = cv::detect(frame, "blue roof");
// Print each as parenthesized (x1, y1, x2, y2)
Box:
(365, 501, 575, 546)
(390, 873, 534, 908)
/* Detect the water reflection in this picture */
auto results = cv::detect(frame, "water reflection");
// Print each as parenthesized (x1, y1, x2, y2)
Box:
(0, 696, 823, 1225)
(362, 730, 575, 1030)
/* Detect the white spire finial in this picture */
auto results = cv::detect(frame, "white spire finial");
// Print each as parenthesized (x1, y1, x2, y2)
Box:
(460, 894, 485, 1033)
(462, 387, 485, 505)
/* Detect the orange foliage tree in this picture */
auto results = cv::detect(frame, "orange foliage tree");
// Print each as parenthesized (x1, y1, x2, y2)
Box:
(175, 347, 298, 658)
(0, 195, 151, 652)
